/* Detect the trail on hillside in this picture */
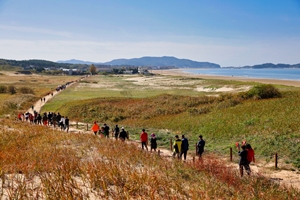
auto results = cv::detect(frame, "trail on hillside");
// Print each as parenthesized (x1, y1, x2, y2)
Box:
(25, 76, 300, 190)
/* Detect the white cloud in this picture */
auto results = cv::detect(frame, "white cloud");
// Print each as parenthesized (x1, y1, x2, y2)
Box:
(0, 25, 71, 38)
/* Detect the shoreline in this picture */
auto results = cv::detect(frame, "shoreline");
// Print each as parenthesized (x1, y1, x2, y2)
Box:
(152, 69, 300, 87)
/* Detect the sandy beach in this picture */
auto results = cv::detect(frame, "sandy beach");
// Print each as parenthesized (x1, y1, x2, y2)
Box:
(152, 69, 300, 87)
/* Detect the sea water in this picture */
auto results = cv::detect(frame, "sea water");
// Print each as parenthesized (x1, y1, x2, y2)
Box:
(180, 68, 300, 81)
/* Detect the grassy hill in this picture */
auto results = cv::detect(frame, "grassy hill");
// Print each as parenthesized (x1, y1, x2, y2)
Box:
(41, 74, 300, 169)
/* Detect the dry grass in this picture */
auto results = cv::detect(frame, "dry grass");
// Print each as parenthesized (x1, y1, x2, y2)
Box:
(0, 72, 80, 116)
(0, 119, 299, 199)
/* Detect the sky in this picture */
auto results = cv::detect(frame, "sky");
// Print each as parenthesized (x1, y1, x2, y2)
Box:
(0, 0, 300, 67)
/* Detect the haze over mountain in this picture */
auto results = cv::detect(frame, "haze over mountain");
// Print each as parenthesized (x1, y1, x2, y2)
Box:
(57, 59, 94, 65)
(58, 56, 221, 68)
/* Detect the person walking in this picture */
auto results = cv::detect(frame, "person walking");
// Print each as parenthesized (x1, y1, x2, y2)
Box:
(150, 133, 157, 152)
(56, 112, 61, 126)
(52, 113, 57, 127)
(197, 135, 205, 157)
(65, 116, 69, 133)
(59, 116, 65, 130)
(17, 113, 22, 121)
(42, 113, 48, 126)
(91, 121, 100, 135)
(103, 123, 110, 138)
(140, 129, 148, 151)
(180, 135, 189, 161)
(238, 145, 251, 177)
(37, 113, 42, 125)
(172, 135, 182, 159)
(113, 125, 120, 140)
(119, 127, 128, 141)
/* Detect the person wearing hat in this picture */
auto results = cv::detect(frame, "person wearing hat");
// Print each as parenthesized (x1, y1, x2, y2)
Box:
(150, 133, 157, 152)
(119, 127, 128, 141)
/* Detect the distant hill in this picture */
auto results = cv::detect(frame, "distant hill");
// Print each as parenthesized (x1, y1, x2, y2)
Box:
(58, 56, 221, 68)
(57, 59, 94, 65)
(242, 63, 300, 68)
(103, 56, 220, 68)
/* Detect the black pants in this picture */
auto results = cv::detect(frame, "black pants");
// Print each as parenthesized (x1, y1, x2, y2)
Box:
(239, 164, 251, 176)
(180, 150, 188, 160)
(141, 142, 148, 150)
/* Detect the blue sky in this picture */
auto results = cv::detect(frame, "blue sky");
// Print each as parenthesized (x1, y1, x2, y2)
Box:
(0, 0, 300, 67)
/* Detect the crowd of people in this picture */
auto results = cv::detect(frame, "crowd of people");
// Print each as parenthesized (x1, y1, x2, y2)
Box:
(17, 111, 70, 132)
(20, 104, 255, 176)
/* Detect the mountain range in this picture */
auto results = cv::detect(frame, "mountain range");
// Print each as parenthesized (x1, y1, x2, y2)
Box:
(58, 56, 221, 68)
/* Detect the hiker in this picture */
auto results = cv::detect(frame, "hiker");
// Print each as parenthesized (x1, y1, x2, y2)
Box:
(113, 124, 120, 139)
(59, 116, 65, 130)
(47, 112, 53, 126)
(172, 135, 182, 159)
(65, 116, 69, 133)
(91, 121, 100, 135)
(56, 112, 61, 125)
(119, 127, 128, 141)
(180, 135, 189, 161)
(238, 145, 251, 177)
(52, 113, 57, 127)
(103, 123, 110, 138)
(29, 113, 34, 124)
(18, 113, 22, 121)
(25, 112, 29, 121)
(197, 135, 205, 157)
(42, 113, 48, 126)
(246, 144, 255, 164)
(37, 114, 42, 125)
(140, 129, 148, 151)
(33, 111, 38, 124)
(150, 133, 157, 152)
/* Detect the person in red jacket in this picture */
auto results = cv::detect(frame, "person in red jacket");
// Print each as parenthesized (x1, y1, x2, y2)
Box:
(91, 121, 100, 135)
(140, 129, 148, 151)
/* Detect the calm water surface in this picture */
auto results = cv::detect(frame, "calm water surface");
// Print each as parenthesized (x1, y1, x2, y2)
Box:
(181, 68, 300, 81)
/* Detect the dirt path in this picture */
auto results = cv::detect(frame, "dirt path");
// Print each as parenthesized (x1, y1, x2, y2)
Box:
(25, 75, 300, 190)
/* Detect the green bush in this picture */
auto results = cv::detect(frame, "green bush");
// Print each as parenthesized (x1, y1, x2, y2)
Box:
(246, 84, 281, 99)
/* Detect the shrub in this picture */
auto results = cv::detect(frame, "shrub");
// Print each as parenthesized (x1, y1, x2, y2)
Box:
(8, 85, 16, 94)
(246, 84, 281, 99)
(0, 85, 7, 93)
(187, 106, 211, 115)
(19, 86, 35, 94)
(2, 101, 18, 112)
